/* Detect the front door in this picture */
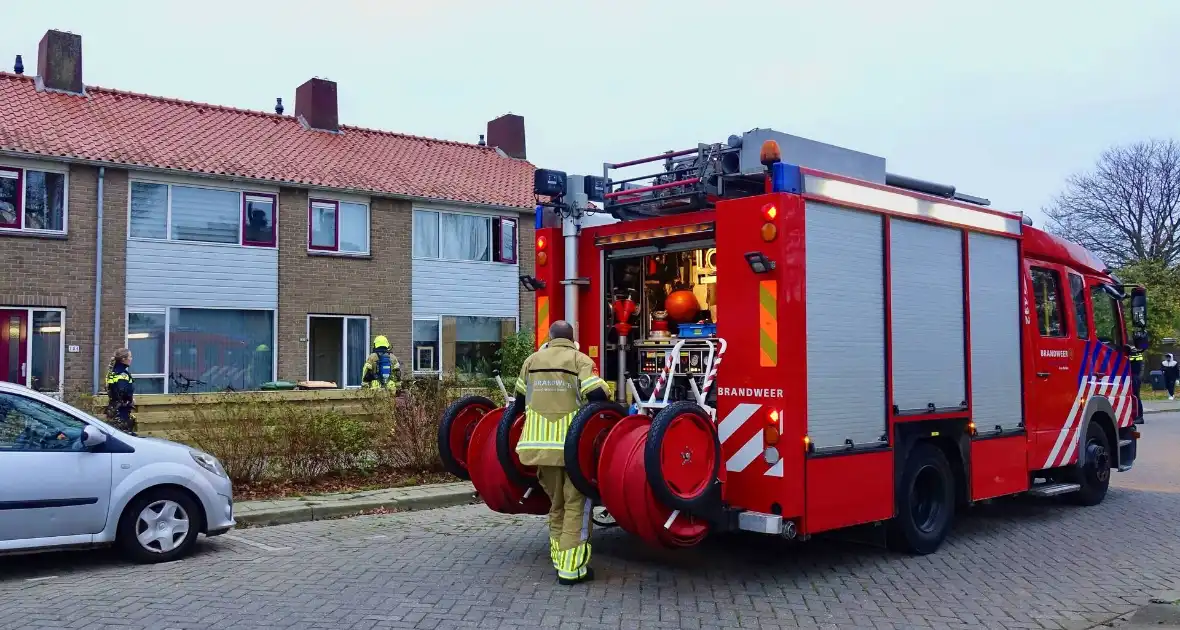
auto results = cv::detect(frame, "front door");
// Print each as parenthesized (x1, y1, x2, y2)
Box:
(0, 391, 113, 543)
(1024, 262, 1082, 468)
(0, 310, 27, 386)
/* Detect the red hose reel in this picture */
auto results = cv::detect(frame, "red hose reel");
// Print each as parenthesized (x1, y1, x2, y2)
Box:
(439, 395, 724, 548)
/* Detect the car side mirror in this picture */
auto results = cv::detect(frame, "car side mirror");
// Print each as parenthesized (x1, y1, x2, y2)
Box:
(82, 427, 108, 450)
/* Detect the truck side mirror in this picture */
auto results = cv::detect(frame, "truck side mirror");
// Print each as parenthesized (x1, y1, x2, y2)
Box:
(1131, 286, 1149, 351)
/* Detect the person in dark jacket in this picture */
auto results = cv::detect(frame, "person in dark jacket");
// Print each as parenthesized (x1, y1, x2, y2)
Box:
(105, 348, 136, 433)
(1163, 353, 1179, 401)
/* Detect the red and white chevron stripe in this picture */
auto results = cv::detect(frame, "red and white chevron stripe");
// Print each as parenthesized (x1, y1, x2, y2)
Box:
(1044, 374, 1130, 469)
(716, 403, 782, 477)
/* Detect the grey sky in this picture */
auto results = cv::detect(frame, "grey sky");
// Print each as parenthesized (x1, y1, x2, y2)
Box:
(3, 0, 1178, 225)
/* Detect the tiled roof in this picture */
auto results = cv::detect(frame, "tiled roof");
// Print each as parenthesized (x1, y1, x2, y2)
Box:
(0, 72, 535, 209)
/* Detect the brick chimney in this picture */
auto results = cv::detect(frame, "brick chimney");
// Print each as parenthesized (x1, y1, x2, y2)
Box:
(36, 30, 84, 95)
(295, 78, 339, 133)
(487, 114, 526, 159)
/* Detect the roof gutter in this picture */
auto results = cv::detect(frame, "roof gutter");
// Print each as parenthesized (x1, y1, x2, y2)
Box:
(0, 149, 535, 215)
(92, 166, 104, 395)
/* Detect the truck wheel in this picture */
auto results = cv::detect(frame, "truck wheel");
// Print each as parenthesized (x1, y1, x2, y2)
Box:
(1067, 420, 1111, 507)
(887, 442, 955, 555)
(644, 401, 722, 515)
(438, 395, 496, 480)
(495, 397, 533, 488)
(564, 401, 628, 503)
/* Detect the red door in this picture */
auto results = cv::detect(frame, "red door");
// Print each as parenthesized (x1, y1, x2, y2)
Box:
(1023, 262, 1086, 469)
(0, 310, 28, 386)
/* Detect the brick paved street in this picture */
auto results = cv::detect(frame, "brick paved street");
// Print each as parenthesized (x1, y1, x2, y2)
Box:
(3, 418, 1180, 630)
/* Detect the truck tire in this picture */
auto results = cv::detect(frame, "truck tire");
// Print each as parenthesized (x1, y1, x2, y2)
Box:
(438, 395, 496, 480)
(1067, 420, 1111, 507)
(887, 441, 955, 555)
(644, 401, 722, 515)
(495, 396, 533, 488)
(564, 401, 628, 503)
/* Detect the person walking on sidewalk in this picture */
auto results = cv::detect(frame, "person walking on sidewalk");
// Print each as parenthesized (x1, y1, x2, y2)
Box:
(104, 348, 136, 433)
(513, 320, 609, 585)
(1163, 353, 1179, 401)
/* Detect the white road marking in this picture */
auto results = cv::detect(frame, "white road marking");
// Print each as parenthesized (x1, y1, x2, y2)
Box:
(222, 533, 291, 552)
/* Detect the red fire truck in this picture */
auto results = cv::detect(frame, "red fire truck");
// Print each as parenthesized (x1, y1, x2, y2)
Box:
(438, 129, 1149, 554)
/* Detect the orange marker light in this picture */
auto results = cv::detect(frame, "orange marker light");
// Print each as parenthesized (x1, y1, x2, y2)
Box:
(761, 223, 777, 242)
(536, 235, 547, 251)
(537, 251, 548, 266)
(760, 140, 782, 166)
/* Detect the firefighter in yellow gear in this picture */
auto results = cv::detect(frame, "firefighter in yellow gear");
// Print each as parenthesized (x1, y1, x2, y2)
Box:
(362, 335, 402, 392)
(514, 320, 609, 585)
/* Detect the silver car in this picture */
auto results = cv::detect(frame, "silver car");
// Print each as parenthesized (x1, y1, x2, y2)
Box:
(0, 381, 235, 562)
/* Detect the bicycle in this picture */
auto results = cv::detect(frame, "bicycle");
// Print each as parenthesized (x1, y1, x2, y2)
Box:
(169, 372, 208, 394)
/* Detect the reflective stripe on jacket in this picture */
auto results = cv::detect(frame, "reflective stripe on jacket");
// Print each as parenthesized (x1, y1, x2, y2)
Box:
(515, 338, 609, 467)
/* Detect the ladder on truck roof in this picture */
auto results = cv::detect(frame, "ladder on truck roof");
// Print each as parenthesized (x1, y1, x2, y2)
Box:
(601, 128, 1008, 225)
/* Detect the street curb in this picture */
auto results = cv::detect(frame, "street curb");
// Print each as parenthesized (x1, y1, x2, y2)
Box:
(234, 487, 478, 528)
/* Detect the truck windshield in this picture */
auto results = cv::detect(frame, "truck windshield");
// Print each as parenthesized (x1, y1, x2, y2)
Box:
(1091, 286, 1124, 346)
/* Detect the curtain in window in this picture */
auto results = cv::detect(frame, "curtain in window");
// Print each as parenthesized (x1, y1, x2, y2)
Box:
(130, 182, 168, 239)
(311, 203, 336, 248)
(440, 214, 490, 261)
(346, 318, 368, 387)
(23, 171, 65, 231)
(413, 210, 439, 258)
(339, 202, 369, 253)
(171, 186, 239, 243)
(30, 311, 62, 393)
(169, 309, 274, 392)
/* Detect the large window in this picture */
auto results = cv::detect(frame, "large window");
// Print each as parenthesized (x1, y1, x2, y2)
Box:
(307, 315, 369, 388)
(1092, 286, 1124, 347)
(413, 209, 516, 263)
(413, 319, 440, 374)
(454, 316, 514, 375)
(309, 199, 370, 254)
(125, 309, 275, 394)
(1031, 267, 1066, 338)
(0, 308, 64, 394)
(129, 181, 276, 247)
(0, 166, 67, 234)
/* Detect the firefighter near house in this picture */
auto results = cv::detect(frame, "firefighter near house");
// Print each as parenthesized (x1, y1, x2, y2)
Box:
(437, 128, 1150, 555)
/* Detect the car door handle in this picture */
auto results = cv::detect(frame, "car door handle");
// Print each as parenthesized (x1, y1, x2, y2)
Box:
(1037, 372, 1050, 378)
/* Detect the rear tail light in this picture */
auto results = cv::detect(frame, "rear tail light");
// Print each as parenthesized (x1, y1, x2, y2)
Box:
(764, 409, 781, 446)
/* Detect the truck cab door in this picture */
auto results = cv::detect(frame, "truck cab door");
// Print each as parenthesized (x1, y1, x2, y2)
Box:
(1023, 262, 1080, 468)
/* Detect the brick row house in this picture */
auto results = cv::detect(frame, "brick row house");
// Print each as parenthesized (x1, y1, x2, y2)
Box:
(0, 30, 538, 397)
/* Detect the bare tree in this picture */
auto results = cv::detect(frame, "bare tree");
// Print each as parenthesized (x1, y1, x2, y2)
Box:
(1045, 139, 1180, 267)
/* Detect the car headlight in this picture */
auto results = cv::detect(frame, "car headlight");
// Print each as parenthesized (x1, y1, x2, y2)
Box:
(190, 450, 227, 478)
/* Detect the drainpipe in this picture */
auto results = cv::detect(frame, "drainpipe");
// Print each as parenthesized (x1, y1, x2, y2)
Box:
(92, 166, 105, 394)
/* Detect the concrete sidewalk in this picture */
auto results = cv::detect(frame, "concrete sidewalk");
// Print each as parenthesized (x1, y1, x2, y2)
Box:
(233, 481, 476, 527)
(1097, 591, 1180, 629)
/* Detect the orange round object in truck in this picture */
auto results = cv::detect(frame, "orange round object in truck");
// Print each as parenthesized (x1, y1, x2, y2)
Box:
(664, 290, 701, 323)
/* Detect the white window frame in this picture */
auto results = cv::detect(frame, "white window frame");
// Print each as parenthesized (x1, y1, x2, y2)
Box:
(307, 195, 371, 256)
(0, 162, 70, 236)
(412, 316, 443, 376)
(125, 308, 168, 393)
(127, 176, 277, 249)
(0, 306, 66, 396)
(304, 314, 371, 388)
(125, 306, 278, 394)
(412, 206, 517, 265)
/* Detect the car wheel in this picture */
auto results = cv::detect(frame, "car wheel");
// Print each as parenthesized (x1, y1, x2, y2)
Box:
(117, 488, 203, 563)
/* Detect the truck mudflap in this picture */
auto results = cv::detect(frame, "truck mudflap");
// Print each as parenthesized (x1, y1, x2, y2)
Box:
(1117, 425, 1138, 471)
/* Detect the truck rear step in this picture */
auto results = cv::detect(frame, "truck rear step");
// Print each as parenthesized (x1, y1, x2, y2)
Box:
(1028, 482, 1081, 497)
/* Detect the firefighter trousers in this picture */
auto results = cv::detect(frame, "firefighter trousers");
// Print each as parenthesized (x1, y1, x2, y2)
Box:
(536, 466, 592, 582)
